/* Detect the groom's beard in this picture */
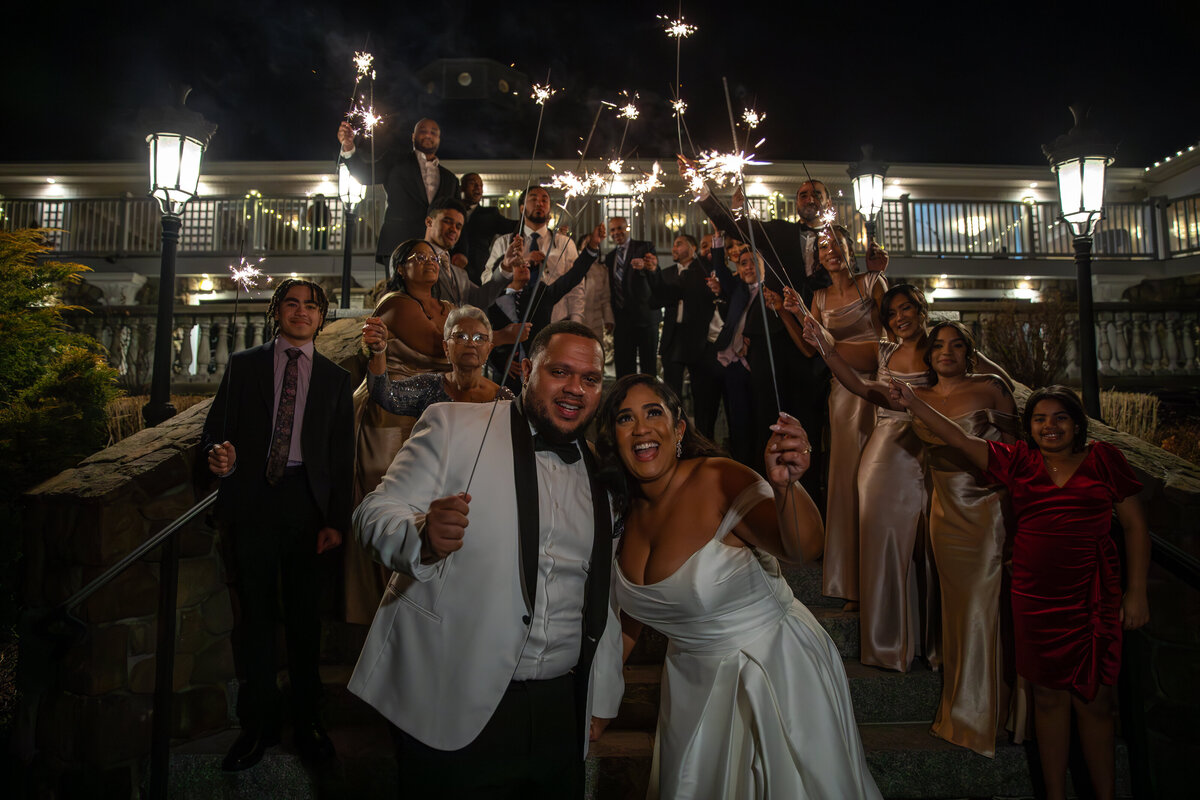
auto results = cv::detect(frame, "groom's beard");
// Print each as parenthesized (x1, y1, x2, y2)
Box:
(524, 391, 594, 445)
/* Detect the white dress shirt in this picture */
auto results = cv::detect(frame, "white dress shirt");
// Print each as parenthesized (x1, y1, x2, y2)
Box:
(512, 434, 594, 680)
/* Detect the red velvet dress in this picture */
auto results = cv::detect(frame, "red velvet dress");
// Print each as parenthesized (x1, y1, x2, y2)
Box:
(985, 441, 1142, 700)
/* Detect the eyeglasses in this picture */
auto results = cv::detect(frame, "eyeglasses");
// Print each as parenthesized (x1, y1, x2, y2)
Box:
(447, 331, 490, 343)
(405, 253, 448, 268)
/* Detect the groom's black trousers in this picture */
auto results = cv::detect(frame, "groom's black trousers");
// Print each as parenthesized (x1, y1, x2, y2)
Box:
(391, 672, 581, 799)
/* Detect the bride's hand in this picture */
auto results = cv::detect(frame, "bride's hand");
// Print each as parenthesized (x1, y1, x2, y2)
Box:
(764, 413, 812, 488)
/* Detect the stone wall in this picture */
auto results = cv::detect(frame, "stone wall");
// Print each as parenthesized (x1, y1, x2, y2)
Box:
(21, 317, 364, 791)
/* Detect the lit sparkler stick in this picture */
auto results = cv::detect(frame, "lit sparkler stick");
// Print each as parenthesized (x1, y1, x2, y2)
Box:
(607, 158, 625, 175)
(531, 83, 557, 105)
(741, 108, 766, 129)
(221, 251, 270, 437)
(694, 149, 771, 188)
(659, 6, 697, 154)
(346, 100, 382, 138)
(353, 51, 374, 79)
(631, 161, 665, 207)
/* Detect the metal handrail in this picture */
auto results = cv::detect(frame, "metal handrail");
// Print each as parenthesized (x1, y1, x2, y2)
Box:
(29, 487, 219, 800)
(53, 490, 217, 614)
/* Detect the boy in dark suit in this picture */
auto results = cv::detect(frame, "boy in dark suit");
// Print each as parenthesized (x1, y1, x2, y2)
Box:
(203, 279, 354, 771)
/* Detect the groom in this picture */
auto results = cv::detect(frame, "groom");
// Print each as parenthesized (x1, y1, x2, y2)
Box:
(349, 320, 622, 796)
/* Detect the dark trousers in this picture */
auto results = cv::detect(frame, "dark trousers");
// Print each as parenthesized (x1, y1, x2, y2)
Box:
(228, 470, 323, 730)
(613, 320, 658, 378)
(714, 356, 756, 468)
(665, 349, 723, 441)
(392, 673, 581, 799)
(746, 331, 828, 504)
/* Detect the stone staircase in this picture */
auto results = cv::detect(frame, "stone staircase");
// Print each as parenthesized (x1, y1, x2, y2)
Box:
(168, 559, 1131, 798)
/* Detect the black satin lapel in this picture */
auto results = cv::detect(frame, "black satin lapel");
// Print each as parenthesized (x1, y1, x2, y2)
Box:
(509, 400, 539, 616)
(579, 444, 612, 643)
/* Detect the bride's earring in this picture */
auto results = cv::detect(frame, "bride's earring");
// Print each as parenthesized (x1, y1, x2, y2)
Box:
(676, 439, 682, 458)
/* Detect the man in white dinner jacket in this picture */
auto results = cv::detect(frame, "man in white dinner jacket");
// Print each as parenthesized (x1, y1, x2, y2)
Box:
(349, 320, 622, 797)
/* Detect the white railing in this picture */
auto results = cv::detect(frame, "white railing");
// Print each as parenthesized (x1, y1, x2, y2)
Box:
(3, 193, 1189, 261)
(63, 302, 1198, 390)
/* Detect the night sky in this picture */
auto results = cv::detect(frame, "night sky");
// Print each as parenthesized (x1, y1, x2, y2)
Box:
(5, 0, 1197, 170)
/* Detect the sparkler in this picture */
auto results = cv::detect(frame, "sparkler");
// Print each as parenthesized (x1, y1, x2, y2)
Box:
(531, 83, 556, 105)
(694, 149, 770, 188)
(607, 158, 625, 175)
(741, 108, 766, 129)
(353, 51, 375, 79)
(618, 101, 640, 120)
(659, 8, 697, 154)
(346, 101, 382, 137)
(221, 251, 270, 437)
(631, 161, 665, 206)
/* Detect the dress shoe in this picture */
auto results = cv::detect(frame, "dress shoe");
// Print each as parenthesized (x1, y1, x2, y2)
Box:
(222, 726, 280, 772)
(293, 719, 336, 763)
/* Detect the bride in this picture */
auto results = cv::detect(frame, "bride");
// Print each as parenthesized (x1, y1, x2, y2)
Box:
(595, 374, 881, 799)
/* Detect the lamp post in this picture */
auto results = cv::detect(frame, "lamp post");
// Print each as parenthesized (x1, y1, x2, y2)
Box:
(141, 87, 216, 426)
(848, 144, 887, 243)
(1043, 105, 1115, 419)
(338, 162, 367, 309)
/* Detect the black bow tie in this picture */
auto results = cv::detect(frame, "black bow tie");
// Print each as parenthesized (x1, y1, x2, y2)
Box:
(533, 433, 581, 464)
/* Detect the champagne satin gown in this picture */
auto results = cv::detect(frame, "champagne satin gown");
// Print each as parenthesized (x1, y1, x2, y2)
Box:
(856, 342, 939, 672)
(615, 482, 882, 800)
(913, 408, 1017, 757)
(345, 291, 451, 624)
(818, 274, 885, 602)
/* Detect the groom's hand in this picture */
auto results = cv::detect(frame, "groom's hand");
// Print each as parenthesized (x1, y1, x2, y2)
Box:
(422, 492, 471, 562)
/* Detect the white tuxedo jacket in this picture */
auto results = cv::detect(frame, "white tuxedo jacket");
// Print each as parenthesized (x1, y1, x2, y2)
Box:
(348, 400, 623, 751)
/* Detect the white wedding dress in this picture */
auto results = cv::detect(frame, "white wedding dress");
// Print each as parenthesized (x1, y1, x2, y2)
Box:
(615, 481, 882, 800)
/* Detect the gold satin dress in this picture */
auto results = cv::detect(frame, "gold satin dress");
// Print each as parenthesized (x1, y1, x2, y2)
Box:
(818, 274, 885, 602)
(345, 292, 451, 624)
(914, 408, 1016, 757)
(857, 343, 938, 672)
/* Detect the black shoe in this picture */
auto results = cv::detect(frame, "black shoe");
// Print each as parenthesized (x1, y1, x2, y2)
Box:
(293, 719, 336, 763)
(222, 726, 280, 772)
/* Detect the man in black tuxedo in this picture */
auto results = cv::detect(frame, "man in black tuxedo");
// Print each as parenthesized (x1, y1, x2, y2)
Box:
(648, 233, 723, 438)
(338, 118, 460, 265)
(202, 279, 354, 771)
(605, 216, 660, 377)
(452, 173, 515, 284)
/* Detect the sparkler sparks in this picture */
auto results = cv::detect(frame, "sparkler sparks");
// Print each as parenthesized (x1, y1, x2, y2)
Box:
(658, 14, 697, 38)
(547, 170, 606, 200)
(353, 51, 375, 79)
(607, 158, 625, 175)
(229, 257, 269, 293)
(818, 206, 839, 228)
(619, 102, 640, 120)
(631, 162, 665, 206)
(694, 150, 771, 188)
(346, 101, 382, 136)
(741, 108, 766, 129)
(531, 84, 557, 105)
(671, 98, 688, 117)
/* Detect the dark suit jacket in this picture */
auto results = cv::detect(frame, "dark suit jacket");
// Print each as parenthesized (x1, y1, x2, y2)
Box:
(202, 340, 355, 535)
(486, 248, 599, 388)
(343, 148, 459, 263)
(604, 239, 661, 327)
(454, 205, 516, 284)
(698, 193, 830, 302)
(649, 256, 718, 365)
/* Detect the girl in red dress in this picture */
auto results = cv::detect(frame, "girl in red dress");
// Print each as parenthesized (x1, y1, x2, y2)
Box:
(892, 383, 1150, 800)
